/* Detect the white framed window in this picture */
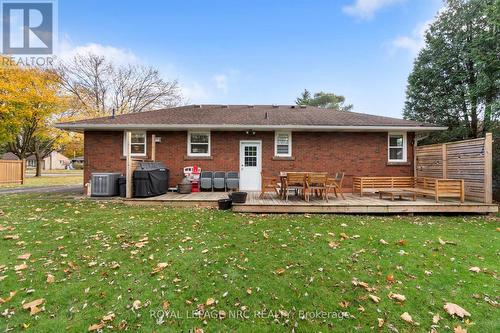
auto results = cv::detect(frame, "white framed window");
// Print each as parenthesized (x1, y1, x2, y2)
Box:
(388, 132, 407, 162)
(274, 131, 292, 157)
(188, 131, 210, 156)
(123, 131, 147, 156)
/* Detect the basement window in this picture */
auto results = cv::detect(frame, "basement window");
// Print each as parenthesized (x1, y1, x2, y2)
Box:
(275, 131, 292, 157)
(188, 131, 211, 156)
(388, 132, 407, 162)
(123, 131, 147, 156)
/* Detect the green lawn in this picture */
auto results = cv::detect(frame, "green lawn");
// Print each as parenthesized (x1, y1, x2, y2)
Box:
(0, 172, 82, 189)
(0, 193, 498, 332)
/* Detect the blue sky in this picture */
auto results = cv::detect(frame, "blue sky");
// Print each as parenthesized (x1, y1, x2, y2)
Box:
(57, 0, 443, 118)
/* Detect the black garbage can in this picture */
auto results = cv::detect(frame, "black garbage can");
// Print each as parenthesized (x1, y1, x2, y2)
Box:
(118, 176, 126, 198)
(218, 199, 232, 210)
(133, 170, 152, 197)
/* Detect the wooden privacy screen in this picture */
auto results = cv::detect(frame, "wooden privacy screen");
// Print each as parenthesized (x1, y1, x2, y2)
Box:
(416, 133, 492, 203)
(0, 160, 25, 184)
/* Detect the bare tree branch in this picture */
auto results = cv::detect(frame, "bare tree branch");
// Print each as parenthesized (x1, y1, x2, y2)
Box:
(57, 53, 182, 118)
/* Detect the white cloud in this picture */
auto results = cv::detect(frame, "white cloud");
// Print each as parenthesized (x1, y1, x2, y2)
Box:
(53, 35, 234, 104)
(181, 81, 211, 101)
(390, 18, 434, 55)
(213, 74, 228, 94)
(55, 35, 139, 65)
(343, 0, 404, 20)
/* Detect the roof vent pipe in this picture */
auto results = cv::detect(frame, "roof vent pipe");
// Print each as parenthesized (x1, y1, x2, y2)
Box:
(265, 112, 269, 119)
(111, 108, 115, 118)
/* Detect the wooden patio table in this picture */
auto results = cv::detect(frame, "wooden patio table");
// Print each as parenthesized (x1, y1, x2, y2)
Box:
(279, 172, 317, 200)
(280, 172, 306, 199)
(378, 189, 417, 201)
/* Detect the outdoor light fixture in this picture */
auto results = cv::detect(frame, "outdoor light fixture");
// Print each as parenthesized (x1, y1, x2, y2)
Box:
(245, 129, 256, 135)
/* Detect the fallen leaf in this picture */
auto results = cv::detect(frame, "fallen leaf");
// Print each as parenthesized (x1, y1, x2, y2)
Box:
(151, 262, 168, 274)
(275, 268, 285, 275)
(444, 302, 471, 318)
(46, 274, 55, 283)
(246, 288, 252, 295)
(132, 300, 142, 310)
(432, 313, 441, 324)
(338, 300, 350, 308)
(0, 291, 16, 304)
(88, 323, 104, 331)
(339, 233, 349, 240)
(201, 249, 208, 254)
(386, 274, 395, 283)
(15, 263, 28, 271)
(369, 294, 381, 303)
(388, 292, 406, 302)
(397, 239, 407, 245)
(469, 267, 481, 273)
(17, 253, 31, 260)
(454, 325, 467, 333)
(379, 239, 389, 245)
(328, 241, 339, 249)
(400, 312, 413, 324)
(102, 312, 115, 322)
(22, 298, 44, 315)
(162, 301, 170, 310)
(378, 318, 384, 328)
(3, 235, 19, 240)
(206, 298, 215, 306)
(438, 237, 446, 245)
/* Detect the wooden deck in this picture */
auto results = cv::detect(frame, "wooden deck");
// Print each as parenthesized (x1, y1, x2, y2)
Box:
(124, 191, 498, 214)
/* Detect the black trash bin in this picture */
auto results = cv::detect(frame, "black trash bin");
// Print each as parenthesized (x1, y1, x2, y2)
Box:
(118, 176, 126, 198)
(218, 198, 232, 210)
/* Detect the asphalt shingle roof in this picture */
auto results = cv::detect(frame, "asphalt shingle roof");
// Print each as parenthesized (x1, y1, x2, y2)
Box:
(56, 104, 441, 129)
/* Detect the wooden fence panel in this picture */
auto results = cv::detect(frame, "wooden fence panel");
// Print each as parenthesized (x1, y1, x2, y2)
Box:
(416, 133, 493, 203)
(0, 160, 25, 184)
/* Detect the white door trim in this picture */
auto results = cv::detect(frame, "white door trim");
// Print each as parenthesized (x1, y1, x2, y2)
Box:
(239, 140, 262, 191)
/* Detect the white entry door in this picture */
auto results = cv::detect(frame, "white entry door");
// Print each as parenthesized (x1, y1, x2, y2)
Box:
(239, 141, 262, 191)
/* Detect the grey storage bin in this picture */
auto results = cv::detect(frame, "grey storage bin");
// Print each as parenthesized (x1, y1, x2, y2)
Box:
(226, 172, 239, 191)
(213, 171, 226, 191)
(200, 171, 213, 191)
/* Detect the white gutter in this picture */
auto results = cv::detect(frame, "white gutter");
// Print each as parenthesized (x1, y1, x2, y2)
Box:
(55, 123, 448, 132)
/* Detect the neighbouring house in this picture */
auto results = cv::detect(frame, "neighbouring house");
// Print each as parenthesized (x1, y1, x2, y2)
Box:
(55, 104, 446, 193)
(2, 151, 70, 170)
(1, 152, 18, 161)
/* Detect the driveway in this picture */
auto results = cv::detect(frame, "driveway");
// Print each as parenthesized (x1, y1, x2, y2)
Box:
(0, 185, 82, 195)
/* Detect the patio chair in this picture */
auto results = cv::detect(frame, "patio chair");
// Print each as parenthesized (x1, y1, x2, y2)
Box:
(226, 172, 239, 191)
(326, 172, 345, 200)
(213, 171, 226, 191)
(200, 171, 213, 191)
(305, 172, 329, 202)
(284, 172, 307, 201)
(260, 172, 281, 198)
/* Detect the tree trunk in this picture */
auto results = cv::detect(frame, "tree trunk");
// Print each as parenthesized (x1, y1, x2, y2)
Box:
(35, 157, 43, 177)
(483, 91, 493, 135)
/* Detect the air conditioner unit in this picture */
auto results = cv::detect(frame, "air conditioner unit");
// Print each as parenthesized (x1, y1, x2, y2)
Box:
(91, 172, 121, 197)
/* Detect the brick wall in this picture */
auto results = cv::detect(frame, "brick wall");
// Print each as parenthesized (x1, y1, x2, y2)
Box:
(83, 130, 414, 193)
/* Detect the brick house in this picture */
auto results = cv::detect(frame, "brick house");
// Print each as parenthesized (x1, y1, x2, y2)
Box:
(56, 105, 445, 192)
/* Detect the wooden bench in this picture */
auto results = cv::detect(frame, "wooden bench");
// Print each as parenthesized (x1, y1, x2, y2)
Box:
(405, 178, 464, 203)
(352, 176, 415, 196)
(353, 176, 464, 203)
